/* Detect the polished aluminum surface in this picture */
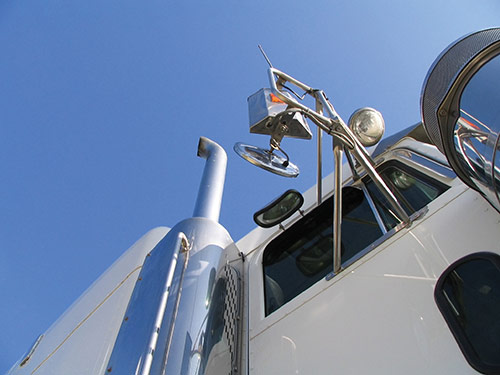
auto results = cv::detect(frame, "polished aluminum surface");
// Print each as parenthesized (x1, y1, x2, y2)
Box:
(140, 233, 189, 375)
(247, 88, 312, 140)
(105, 227, 189, 374)
(333, 141, 343, 274)
(193, 137, 227, 222)
(153, 219, 240, 375)
(106, 136, 239, 375)
(105, 218, 239, 375)
(316, 101, 323, 205)
(160, 233, 190, 372)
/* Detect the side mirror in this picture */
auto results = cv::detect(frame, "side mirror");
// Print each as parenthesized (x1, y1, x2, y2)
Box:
(253, 189, 304, 228)
(421, 28, 500, 212)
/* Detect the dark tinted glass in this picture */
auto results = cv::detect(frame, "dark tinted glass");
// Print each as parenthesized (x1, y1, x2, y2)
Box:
(436, 253, 500, 373)
(262, 162, 450, 316)
(366, 163, 449, 230)
(263, 187, 383, 315)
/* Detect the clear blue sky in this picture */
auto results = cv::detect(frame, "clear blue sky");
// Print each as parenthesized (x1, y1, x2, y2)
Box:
(1, 0, 498, 372)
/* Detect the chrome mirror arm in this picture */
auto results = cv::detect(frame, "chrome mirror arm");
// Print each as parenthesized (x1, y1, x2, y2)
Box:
(267, 67, 411, 275)
(315, 100, 323, 206)
(267, 67, 410, 223)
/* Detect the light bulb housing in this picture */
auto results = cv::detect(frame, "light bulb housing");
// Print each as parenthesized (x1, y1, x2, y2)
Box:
(348, 107, 385, 147)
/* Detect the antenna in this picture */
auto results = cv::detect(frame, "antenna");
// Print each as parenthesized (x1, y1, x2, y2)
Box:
(258, 45, 273, 68)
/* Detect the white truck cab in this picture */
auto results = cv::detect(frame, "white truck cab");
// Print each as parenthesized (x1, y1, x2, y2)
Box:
(8, 28, 500, 375)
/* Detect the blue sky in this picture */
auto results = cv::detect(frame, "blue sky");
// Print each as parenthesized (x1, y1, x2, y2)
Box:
(1, 0, 498, 372)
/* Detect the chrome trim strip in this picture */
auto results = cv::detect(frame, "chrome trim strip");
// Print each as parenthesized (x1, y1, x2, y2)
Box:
(316, 101, 323, 205)
(324, 207, 428, 281)
(333, 142, 343, 274)
(266, 67, 412, 276)
(161, 233, 190, 372)
(391, 150, 455, 180)
(106, 219, 236, 375)
(360, 183, 388, 235)
(140, 233, 189, 375)
(351, 145, 454, 186)
(19, 334, 44, 367)
(105, 229, 188, 375)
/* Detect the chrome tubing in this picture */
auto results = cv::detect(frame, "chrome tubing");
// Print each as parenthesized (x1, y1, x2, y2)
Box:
(105, 219, 238, 375)
(156, 220, 238, 375)
(267, 67, 409, 223)
(105, 228, 191, 375)
(267, 68, 335, 129)
(316, 101, 324, 205)
(106, 138, 236, 375)
(312, 89, 411, 225)
(333, 141, 343, 274)
(140, 233, 189, 375)
(160, 234, 190, 372)
(193, 137, 227, 222)
(266, 68, 411, 276)
(314, 91, 409, 221)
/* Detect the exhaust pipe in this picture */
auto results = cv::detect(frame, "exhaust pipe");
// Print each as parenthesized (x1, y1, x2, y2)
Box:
(193, 137, 227, 222)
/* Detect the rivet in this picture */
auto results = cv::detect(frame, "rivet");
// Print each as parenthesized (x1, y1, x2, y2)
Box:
(124, 316, 129, 321)
(107, 367, 112, 372)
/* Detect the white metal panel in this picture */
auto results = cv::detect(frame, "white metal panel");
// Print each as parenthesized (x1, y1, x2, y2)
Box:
(8, 227, 169, 375)
(247, 185, 499, 374)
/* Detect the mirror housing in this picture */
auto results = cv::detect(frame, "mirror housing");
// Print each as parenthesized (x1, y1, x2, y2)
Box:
(421, 28, 500, 212)
(248, 88, 312, 140)
(253, 189, 304, 228)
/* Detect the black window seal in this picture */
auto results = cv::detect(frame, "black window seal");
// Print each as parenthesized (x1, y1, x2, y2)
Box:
(434, 252, 500, 374)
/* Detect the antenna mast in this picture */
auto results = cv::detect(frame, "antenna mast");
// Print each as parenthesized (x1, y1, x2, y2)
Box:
(258, 45, 273, 68)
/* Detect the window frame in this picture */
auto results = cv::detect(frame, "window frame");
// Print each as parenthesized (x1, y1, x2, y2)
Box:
(363, 160, 451, 231)
(262, 186, 385, 315)
(260, 159, 452, 316)
(434, 252, 500, 374)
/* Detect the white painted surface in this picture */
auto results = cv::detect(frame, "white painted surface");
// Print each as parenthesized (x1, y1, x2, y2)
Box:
(244, 186, 500, 374)
(7, 138, 500, 375)
(8, 227, 169, 375)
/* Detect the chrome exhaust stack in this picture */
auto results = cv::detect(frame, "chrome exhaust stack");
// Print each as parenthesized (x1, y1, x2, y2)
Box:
(193, 137, 227, 222)
(106, 138, 241, 375)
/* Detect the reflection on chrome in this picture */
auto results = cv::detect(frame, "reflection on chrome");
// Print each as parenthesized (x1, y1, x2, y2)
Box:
(453, 54, 500, 211)
(455, 110, 491, 177)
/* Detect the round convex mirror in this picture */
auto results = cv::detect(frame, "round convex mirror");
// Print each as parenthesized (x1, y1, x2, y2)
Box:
(234, 142, 300, 178)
